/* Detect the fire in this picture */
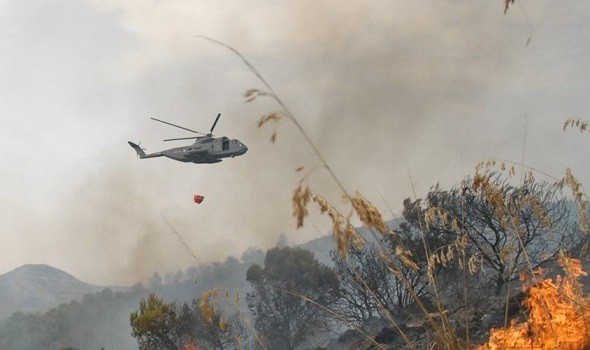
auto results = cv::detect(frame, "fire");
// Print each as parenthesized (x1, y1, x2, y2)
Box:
(184, 343, 199, 350)
(476, 257, 590, 350)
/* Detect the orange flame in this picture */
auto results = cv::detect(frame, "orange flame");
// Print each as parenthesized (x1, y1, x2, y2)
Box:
(184, 343, 199, 350)
(476, 258, 590, 350)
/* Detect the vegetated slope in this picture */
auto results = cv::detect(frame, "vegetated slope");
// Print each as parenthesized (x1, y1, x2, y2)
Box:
(0, 264, 104, 320)
(0, 251, 265, 350)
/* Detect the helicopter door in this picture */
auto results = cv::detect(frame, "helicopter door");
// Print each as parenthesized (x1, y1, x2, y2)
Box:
(222, 139, 229, 151)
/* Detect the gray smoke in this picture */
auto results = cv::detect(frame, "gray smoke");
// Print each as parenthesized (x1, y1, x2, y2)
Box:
(2, 1, 590, 285)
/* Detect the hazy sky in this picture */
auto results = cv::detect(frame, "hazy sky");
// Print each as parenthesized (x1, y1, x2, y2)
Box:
(2, 1, 590, 285)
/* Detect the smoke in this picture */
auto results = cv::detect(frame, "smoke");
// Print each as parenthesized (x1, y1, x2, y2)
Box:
(2, 0, 590, 285)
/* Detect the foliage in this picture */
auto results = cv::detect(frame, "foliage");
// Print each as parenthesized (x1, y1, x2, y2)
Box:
(331, 243, 391, 327)
(331, 234, 428, 328)
(130, 293, 184, 350)
(402, 171, 581, 296)
(246, 247, 339, 350)
(0, 287, 145, 350)
(193, 289, 248, 350)
(130, 292, 247, 350)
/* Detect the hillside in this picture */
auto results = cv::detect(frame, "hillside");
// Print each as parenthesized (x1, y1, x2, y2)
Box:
(0, 253, 264, 350)
(0, 264, 104, 320)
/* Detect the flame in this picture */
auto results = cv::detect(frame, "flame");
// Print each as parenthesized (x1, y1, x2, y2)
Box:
(184, 343, 199, 350)
(476, 258, 590, 350)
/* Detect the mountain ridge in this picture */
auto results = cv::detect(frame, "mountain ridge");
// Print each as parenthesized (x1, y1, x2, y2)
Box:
(0, 263, 106, 320)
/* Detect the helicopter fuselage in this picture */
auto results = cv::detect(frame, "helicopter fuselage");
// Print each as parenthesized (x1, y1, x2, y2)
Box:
(162, 136, 248, 163)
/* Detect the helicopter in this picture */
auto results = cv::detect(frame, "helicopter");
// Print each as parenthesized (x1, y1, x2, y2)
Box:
(128, 113, 248, 164)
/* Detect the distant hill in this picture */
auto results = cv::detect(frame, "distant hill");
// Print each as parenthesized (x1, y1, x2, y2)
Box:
(0, 264, 105, 320)
(0, 223, 396, 322)
(0, 228, 396, 349)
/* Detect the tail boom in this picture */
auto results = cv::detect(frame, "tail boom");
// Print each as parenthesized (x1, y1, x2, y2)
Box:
(128, 141, 162, 159)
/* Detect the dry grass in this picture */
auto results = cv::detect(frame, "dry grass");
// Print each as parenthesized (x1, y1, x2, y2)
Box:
(558, 168, 590, 233)
(290, 134, 590, 349)
(350, 192, 391, 235)
(504, 0, 515, 14)
(191, 35, 590, 349)
(199, 288, 219, 326)
(564, 118, 590, 133)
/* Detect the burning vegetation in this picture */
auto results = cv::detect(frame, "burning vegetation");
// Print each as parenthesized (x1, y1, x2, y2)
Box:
(476, 256, 590, 350)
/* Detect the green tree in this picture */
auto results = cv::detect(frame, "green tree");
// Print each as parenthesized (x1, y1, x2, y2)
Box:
(130, 293, 185, 350)
(246, 247, 339, 350)
(130, 293, 246, 350)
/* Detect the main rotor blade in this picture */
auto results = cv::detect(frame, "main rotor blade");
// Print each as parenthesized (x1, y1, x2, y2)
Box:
(210, 113, 221, 134)
(151, 117, 207, 135)
(163, 136, 201, 142)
